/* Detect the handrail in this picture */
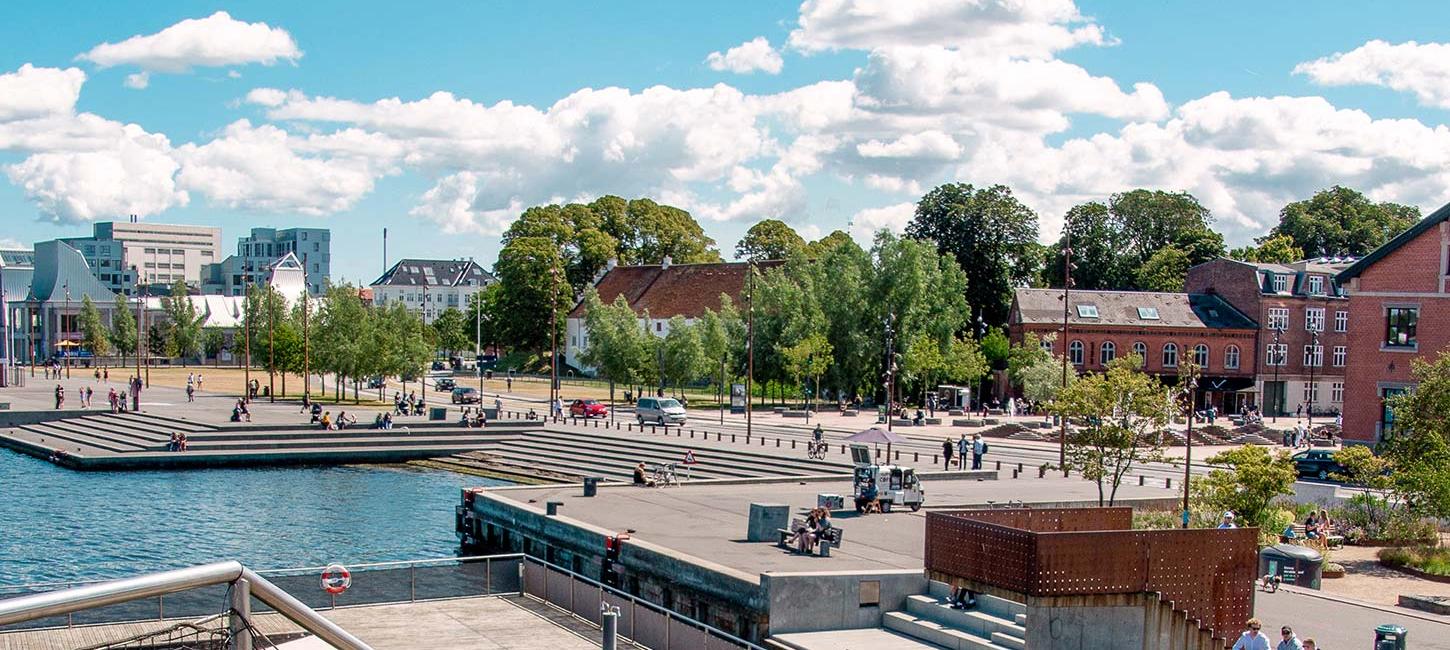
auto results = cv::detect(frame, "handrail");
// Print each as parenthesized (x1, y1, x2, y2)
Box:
(0, 561, 373, 650)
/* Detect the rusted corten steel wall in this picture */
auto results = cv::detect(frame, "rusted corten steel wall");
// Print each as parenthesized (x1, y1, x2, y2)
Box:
(925, 508, 1256, 647)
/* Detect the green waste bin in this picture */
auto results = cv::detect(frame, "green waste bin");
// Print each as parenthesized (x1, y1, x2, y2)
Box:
(1375, 624, 1406, 650)
(429, 406, 448, 421)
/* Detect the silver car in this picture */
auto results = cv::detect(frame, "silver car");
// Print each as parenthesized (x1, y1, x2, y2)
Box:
(636, 397, 687, 426)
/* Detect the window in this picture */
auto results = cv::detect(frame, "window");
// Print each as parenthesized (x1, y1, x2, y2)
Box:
(1193, 344, 1209, 369)
(656, 321, 662, 332)
(1137, 307, 1160, 320)
(1267, 307, 1288, 331)
(1225, 344, 1240, 369)
(1381, 387, 1408, 438)
(1385, 307, 1417, 347)
(1305, 307, 1324, 332)
(1069, 340, 1084, 365)
(1076, 304, 1099, 318)
(1100, 341, 1116, 365)
(1272, 273, 1287, 293)
(1265, 343, 1287, 366)
(1334, 310, 1348, 333)
(1331, 382, 1344, 404)
(1332, 345, 1346, 367)
(1302, 382, 1320, 404)
(1308, 275, 1324, 294)
(1162, 343, 1178, 368)
(1040, 338, 1053, 353)
(1303, 344, 1323, 367)
(1133, 341, 1147, 360)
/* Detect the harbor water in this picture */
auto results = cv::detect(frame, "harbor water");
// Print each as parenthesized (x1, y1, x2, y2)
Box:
(0, 449, 506, 586)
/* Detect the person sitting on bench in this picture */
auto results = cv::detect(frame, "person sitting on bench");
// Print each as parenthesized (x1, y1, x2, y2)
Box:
(788, 508, 823, 553)
(633, 462, 655, 487)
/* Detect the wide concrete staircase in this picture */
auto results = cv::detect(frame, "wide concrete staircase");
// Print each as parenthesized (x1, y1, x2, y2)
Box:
(882, 581, 1026, 649)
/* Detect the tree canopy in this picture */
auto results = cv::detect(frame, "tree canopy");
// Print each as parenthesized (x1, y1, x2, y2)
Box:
(907, 183, 1039, 325)
(1265, 186, 1419, 258)
(736, 219, 806, 261)
(1383, 351, 1450, 519)
(109, 293, 137, 362)
(1054, 356, 1173, 505)
(1046, 189, 1219, 292)
(78, 295, 109, 357)
(160, 280, 203, 362)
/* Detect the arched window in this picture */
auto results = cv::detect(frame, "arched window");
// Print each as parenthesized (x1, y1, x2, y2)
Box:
(1100, 341, 1116, 365)
(1069, 340, 1084, 366)
(1162, 342, 1179, 368)
(1133, 341, 1147, 364)
(1224, 344, 1240, 370)
(1194, 344, 1209, 369)
(1040, 337, 1053, 353)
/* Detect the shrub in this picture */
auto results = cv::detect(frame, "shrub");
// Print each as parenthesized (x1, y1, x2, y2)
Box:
(1379, 546, 1450, 576)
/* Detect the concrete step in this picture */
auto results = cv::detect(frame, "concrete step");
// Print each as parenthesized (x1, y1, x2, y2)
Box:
(30, 420, 168, 449)
(495, 437, 770, 479)
(990, 632, 1024, 650)
(477, 450, 637, 481)
(181, 433, 505, 452)
(104, 411, 217, 432)
(538, 426, 857, 475)
(883, 612, 1007, 649)
(185, 426, 530, 443)
(17, 424, 145, 453)
(924, 583, 1025, 620)
(904, 596, 1025, 643)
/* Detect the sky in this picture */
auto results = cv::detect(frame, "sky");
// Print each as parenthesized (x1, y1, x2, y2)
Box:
(5, 1, 1450, 284)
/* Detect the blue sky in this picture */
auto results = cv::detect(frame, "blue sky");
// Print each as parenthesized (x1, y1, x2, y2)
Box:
(4, 1, 1450, 284)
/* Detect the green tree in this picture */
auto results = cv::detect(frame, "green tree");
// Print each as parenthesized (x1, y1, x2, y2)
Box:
(1111, 189, 1214, 267)
(980, 327, 1011, 372)
(493, 237, 571, 354)
(804, 230, 855, 258)
(579, 288, 652, 406)
(160, 280, 202, 363)
(315, 284, 373, 401)
(431, 307, 470, 356)
(1135, 247, 1192, 292)
(1383, 352, 1450, 519)
(78, 295, 110, 358)
(1266, 186, 1420, 257)
(464, 284, 503, 354)
(907, 183, 1039, 325)
(782, 332, 834, 413)
(1054, 356, 1173, 505)
(1173, 227, 1226, 266)
(941, 335, 989, 387)
(697, 296, 744, 405)
(736, 219, 807, 261)
(1045, 201, 1131, 290)
(901, 333, 945, 405)
(660, 316, 706, 396)
(1008, 332, 1054, 383)
(1019, 356, 1070, 404)
(1229, 234, 1303, 264)
(202, 328, 225, 365)
(1193, 445, 1297, 528)
(109, 293, 137, 364)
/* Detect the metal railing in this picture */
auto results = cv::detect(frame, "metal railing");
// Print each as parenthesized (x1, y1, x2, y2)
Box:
(0, 561, 370, 650)
(521, 556, 764, 650)
(0, 554, 522, 632)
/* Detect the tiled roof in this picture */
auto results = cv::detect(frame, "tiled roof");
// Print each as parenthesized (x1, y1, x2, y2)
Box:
(569, 261, 782, 319)
(1013, 288, 1257, 330)
(370, 258, 495, 288)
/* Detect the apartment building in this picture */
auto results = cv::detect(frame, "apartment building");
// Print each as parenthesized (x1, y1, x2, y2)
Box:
(370, 258, 495, 324)
(63, 220, 222, 295)
(202, 227, 330, 296)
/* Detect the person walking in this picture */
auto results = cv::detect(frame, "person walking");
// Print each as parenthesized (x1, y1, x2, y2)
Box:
(942, 438, 954, 470)
(103, 368, 109, 382)
(1232, 618, 1269, 650)
(971, 433, 986, 470)
(956, 434, 969, 470)
(54, 384, 64, 409)
(1275, 626, 1302, 650)
(494, 396, 503, 418)
(1218, 512, 1238, 529)
(186, 383, 195, 402)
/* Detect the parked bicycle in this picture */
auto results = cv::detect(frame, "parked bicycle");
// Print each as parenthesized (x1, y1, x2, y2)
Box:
(807, 439, 829, 460)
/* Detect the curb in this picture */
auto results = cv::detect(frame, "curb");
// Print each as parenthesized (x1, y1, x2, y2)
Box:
(1276, 584, 1450, 625)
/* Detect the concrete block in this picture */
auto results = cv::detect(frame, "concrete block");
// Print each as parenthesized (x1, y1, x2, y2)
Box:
(924, 417, 943, 425)
(948, 409, 964, 416)
(747, 503, 790, 542)
(782, 410, 809, 418)
(842, 409, 858, 416)
(984, 418, 1000, 425)
(891, 419, 915, 427)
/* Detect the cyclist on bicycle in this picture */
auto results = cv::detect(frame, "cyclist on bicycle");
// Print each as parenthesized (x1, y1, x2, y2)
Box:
(812, 424, 824, 443)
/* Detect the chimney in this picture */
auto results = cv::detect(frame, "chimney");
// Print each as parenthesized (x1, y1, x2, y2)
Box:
(661, 255, 672, 270)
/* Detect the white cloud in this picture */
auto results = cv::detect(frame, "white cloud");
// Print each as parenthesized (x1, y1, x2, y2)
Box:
(1295, 39, 1450, 109)
(706, 37, 784, 75)
(124, 72, 149, 89)
(5, 125, 186, 222)
(78, 11, 301, 73)
(0, 64, 85, 122)
(245, 87, 289, 107)
(849, 201, 915, 244)
(857, 130, 962, 160)
(0, 237, 22, 249)
(862, 174, 922, 195)
(789, 0, 1108, 57)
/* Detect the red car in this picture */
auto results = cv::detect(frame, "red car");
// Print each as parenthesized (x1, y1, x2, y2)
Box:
(569, 399, 609, 418)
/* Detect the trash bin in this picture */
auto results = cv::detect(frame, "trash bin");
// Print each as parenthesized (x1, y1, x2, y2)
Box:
(1375, 624, 1407, 650)
(583, 477, 600, 497)
(429, 406, 447, 421)
(1258, 543, 1323, 589)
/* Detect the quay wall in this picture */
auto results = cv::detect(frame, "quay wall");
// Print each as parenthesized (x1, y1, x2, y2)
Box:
(762, 570, 926, 634)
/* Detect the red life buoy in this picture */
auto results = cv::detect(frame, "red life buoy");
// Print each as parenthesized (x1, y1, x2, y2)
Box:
(321, 564, 352, 594)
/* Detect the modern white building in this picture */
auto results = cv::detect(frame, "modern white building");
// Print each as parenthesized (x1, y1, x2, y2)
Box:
(62, 220, 223, 295)
(202, 227, 330, 296)
(370, 258, 495, 324)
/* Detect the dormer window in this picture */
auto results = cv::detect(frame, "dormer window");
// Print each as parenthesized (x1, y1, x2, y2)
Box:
(1076, 304, 1099, 318)
(1137, 307, 1160, 320)
(1271, 273, 1288, 293)
(1308, 275, 1324, 295)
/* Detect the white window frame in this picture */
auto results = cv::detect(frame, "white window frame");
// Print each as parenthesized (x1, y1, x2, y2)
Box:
(1334, 310, 1348, 333)
(1303, 344, 1323, 367)
(1305, 307, 1325, 332)
(1265, 343, 1287, 366)
(1100, 341, 1116, 365)
(1272, 274, 1287, 293)
(1331, 382, 1344, 404)
(1193, 344, 1209, 369)
(1302, 382, 1320, 404)
(1332, 345, 1346, 367)
(1133, 341, 1147, 362)
(1162, 343, 1178, 368)
(1308, 275, 1323, 295)
(1069, 340, 1084, 366)
(1267, 307, 1288, 331)
(1225, 345, 1240, 370)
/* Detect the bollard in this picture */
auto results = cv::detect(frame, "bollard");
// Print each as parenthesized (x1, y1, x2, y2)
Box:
(894, 449, 899, 460)
(776, 438, 780, 447)
(690, 430, 695, 438)
(1165, 478, 1172, 489)
(791, 440, 796, 449)
(1139, 475, 1145, 486)
(996, 460, 1001, 470)
(914, 452, 919, 462)
(732, 434, 737, 443)
(746, 434, 751, 444)
(1018, 463, 1024, 473)
(1038, 466, 1047, 478)
(1013, 469, 1019, 479)
(875, 447, 880, 459)
(933, 454, 938, 465)
(761, 436, 765, 446)
(601, 604, 620, 650)
(841, 444, 846, 455)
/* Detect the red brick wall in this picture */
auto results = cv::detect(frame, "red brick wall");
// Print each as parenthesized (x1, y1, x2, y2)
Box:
(1343, 221, 1450, 443)
(1186, 259, 1262, 319)
(1012, 322, 1257, 378)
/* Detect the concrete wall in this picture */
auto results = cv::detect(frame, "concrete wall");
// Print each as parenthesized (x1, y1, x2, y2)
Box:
(1025, 592, 1222, 650)
(762, 569, 926, 634)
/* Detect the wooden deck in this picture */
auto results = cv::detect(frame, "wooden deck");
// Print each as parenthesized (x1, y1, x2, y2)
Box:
(0, 596, 602, 650)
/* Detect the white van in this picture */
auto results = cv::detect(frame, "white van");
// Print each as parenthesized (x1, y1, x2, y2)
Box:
(636, 397, 687, 426)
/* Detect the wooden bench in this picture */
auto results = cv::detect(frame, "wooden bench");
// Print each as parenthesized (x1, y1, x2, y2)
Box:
(776, 519, 846, 557)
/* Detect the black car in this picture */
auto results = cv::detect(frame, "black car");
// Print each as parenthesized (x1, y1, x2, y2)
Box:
(1292, 448, 1345, 481)
(435, 377, 457, 391)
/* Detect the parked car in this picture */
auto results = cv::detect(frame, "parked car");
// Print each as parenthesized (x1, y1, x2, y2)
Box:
(451, 387, 481, 404)
(569, 399, 608, 418)
(636, 397, 687, 426)
(1292, 448, 1346, 481)
(366, 376, 387, 389)
(435, 377, 457, 391)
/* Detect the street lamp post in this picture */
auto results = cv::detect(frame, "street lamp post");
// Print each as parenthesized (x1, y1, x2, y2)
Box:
(1307, 329, 1319, 433)
(302, 288, 310, 401)
(1271, 328, 1282, 422)
(1059, 227, 1076, 476)
(745, 261, 755, 439)
(63, 283, 71, 379)
(421, 285, 429, 404)
(883, 313, 897, 432)
(475, 292, 484, 399)
(134, 269, 144, 391)
(267, 288, 275, 403)
(549, 267, 560, 417)
(1182, 360, 1199, 528)
(243, 279, 251, 403)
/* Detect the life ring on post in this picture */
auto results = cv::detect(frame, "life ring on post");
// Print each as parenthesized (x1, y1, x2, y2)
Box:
(321, 564, 352, 594)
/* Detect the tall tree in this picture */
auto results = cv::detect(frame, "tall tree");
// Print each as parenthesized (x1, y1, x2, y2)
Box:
(736, 219, 806, 261)
(1135, 247, 1192, 292)
(493, 237, 571, 354)
(78, 295, 110, 357)
(782, 332, 833, 412)
(431, 307, 469, 356)
(661, 316, 706, 395)
(1046, 202, 1131, 290)
(1110, 189, 1214, 266)
(1266, 186, 1420, 257)
(161, 280, 202, 363)
(1229, 234, 1303, 264)
(804, 230, 855, 258)
(109, 293, 137, 365)
(464, 284, 503, 354)
(1193, 446, 1297, 528)
(1383, 351, 1450, 519)
(1054, 356, 1173, 505)
(907, 183, 1039, 325)
(203, 328, 225, 365)
(579, 288, 651, 404)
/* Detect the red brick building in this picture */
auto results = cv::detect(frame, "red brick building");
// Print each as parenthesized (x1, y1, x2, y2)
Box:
(1336, 206, 1450, 444)
(1008, 288, 1259, 413)
(1186, 257, 1355, 420)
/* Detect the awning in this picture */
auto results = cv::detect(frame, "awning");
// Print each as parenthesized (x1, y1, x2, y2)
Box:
(1200, 376, 1256, 392)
